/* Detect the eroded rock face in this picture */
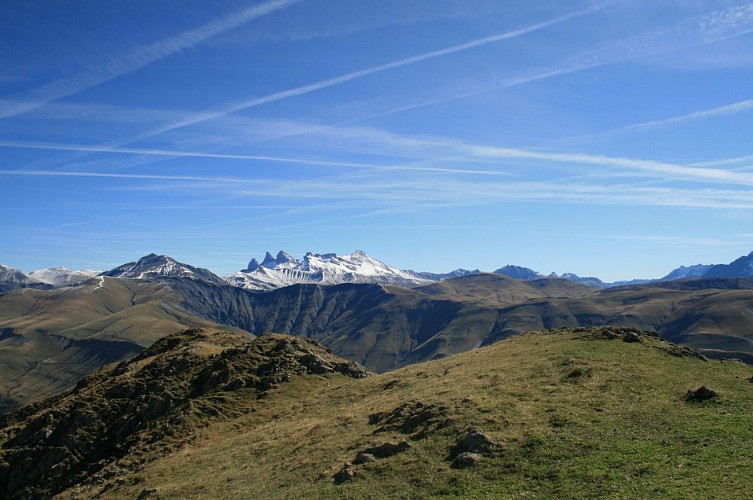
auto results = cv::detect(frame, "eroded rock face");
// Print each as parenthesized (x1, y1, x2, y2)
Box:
(0, 329, 370, 499)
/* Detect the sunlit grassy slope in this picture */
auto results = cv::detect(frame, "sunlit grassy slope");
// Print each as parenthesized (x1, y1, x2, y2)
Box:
(44, 327, 753, 499)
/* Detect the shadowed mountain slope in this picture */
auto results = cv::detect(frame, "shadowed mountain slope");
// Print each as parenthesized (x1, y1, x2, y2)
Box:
(0, 278, 254, 413)
(2, 327, 752, 499)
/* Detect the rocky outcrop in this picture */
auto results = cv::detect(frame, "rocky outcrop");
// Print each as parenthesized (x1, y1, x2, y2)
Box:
(0, 329, 370, 499)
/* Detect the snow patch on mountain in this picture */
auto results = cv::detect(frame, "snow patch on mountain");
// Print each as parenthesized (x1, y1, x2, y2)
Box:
(0, 264, 52, 293)
(226, 250, 435, 291)
(101, 254, 225, 284)
(29, 267, 101, 287)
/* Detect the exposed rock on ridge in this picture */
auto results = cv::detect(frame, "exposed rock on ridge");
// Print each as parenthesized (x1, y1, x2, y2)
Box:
(0, 329, 369, 499)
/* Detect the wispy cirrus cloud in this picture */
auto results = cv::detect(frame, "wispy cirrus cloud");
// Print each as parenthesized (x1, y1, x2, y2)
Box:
(4, 168, 753, 211)
(364, 3, 753, 120)
(579, 98, 753, 139)
(467, 144, 753, 186)
(0, 139, 510, 177)
(125, 2, 753, 151)
(127, 4, 605, 141)
(0, 0, 303, 120)
(5, 118, 753, 187)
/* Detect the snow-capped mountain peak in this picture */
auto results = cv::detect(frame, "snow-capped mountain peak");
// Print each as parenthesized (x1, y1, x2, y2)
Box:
(273, 251, 300, 269)
(224, 250, 433, 291)
(102, 254, 225, 284)
(260, 252, 277, 268)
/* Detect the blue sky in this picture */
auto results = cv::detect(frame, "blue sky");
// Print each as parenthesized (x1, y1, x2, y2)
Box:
(2, 0, 753, 281)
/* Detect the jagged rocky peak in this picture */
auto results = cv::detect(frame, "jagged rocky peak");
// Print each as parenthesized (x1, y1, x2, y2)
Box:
(244, 258, 262, 272)
(225, 250, 434, 291)
(251, 251, 301, 270)
(261, 252, 277, 267)
(275, 250, 299, 267)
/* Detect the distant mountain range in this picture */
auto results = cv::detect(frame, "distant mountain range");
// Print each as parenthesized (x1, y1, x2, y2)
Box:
(493, 251, 753, 288)
(2, 249, 753, 293)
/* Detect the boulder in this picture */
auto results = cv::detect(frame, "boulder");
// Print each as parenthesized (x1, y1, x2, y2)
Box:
(451, 452, 481, 469)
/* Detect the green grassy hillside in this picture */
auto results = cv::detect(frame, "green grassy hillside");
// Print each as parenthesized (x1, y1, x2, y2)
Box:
(2, 326, 750, 499)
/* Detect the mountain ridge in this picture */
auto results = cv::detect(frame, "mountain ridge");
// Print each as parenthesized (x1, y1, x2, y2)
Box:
(5, 248, 753, 293)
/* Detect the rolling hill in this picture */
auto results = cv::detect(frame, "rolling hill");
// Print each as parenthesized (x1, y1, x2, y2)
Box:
(1, 326, 751, 498)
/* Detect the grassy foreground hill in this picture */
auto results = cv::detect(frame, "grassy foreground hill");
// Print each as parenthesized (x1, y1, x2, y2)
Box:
(2, 326, 752, 499)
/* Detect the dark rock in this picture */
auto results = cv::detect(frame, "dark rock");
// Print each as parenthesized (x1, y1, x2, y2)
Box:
(450, 429, 500, 459)
(451, 452, 482, 469)
(352, 452, 376, 465)
(356, 441, 411, 459)
(563, 367, 592, 381)
(683, 386, 718, 402)
(333, 463, 356, 484)
(622, 332, 641, 343)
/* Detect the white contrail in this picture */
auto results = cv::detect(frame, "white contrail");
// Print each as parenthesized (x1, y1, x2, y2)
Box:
(132, 5, 605, 140)
(0, 0, 303, 120)
(0, 139, 509, 176)
(584, 98, 753, 139)
(306, 3, 753, 133)
(134, 2, 753, 148)
(4, 125, 753, 186)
